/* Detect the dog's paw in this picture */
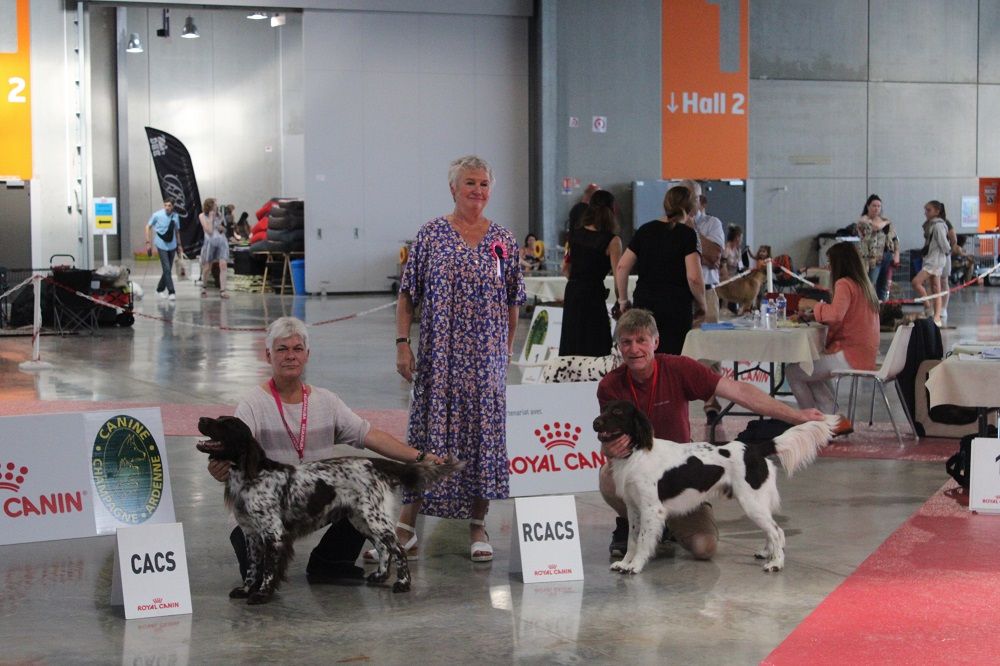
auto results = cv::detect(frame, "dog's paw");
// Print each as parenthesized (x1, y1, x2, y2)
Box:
(366, 569, 389, 584)
(392, 580, 411, 593)
(761, 560, 784, 573)
(610, 561, 626, 572)
(229, 586, 250, 599)
(753, 549, 769, 560)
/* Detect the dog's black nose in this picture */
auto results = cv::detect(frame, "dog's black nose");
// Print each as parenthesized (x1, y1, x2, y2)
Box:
(593, 416, 603, 431)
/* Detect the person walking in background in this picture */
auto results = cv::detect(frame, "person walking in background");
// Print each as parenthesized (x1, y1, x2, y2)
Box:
(856, 194, 899, 301)
(788, 242, 880, 413)
(145, 197, 183, 301)
(199, 197, 231, 299)
(691, 191, 726, 420)
(559, 189, 622, 356)
(615, 185, 707, 355)
(912, 200, 951, 326)
(391, 155, 525, 563)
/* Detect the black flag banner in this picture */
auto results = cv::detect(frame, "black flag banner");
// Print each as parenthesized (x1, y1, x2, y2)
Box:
(144, 127, 203, 257)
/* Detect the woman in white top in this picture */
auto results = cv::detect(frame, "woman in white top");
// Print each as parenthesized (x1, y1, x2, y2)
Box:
(911, 200, 950, 327)
(199, 198, 231, 298)
(207, 316, 442, 583)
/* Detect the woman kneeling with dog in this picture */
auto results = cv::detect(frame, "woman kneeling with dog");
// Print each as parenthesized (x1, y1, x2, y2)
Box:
(206, 316, 442, 584)
(786, 242, 880, 414)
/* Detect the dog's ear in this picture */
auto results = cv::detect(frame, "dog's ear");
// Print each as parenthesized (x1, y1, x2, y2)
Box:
(630, 405, 654, 450)
(242, 437, 265, 478)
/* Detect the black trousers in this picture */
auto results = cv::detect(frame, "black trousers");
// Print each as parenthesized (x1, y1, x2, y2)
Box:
(229, 518, 366, 580)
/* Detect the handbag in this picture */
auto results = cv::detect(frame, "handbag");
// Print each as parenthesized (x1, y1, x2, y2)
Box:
(156, 222, 175, 244)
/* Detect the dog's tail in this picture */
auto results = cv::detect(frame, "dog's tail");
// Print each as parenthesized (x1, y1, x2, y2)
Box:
(770, 415, 840, 477)
(371, 456, 466, 491)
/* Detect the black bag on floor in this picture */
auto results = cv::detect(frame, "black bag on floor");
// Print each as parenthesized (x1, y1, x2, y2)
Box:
(946, 425, 999, 490)
(735, 418, 793, 443)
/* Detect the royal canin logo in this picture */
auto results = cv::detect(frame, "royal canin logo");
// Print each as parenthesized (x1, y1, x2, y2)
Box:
(1, 461, 86, 519)
(534, 422, 582, 450)
(0, 462, 29, 492)
(509, 422, 605, 475)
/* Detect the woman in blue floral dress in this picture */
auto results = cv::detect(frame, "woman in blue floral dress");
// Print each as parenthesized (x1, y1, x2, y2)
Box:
(391, 155, 525, 563)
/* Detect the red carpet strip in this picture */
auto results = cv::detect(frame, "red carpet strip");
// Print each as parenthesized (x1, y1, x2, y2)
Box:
(764, 481, 1000, 665)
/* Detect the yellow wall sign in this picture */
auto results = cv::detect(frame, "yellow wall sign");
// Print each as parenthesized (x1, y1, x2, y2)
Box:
(0, 0, 31, 180)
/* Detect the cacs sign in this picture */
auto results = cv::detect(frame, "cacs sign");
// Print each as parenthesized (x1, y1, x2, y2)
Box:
(506, 383, 603, 497)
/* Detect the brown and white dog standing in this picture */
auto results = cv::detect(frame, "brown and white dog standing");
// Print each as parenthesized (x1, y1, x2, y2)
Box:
(712, 266, 767, 315)
(593, 401, 839, 575)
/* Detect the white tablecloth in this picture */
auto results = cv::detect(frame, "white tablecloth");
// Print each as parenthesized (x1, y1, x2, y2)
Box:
(681, 325, 828, 376)
(926, 355, 1000, 409)
(522, 275, 638, 305)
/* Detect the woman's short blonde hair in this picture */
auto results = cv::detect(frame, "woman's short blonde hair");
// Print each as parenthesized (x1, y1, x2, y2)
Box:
(266, 316, 309, 351)
(448, 155, 495, 189)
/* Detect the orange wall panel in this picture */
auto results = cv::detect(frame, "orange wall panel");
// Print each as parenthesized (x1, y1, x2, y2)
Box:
(0, 0, 31, 180)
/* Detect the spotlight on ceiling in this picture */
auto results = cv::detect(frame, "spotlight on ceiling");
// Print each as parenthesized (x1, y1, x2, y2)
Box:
(155, 8, 169, 38)
(181, 16, 199, 39)
(270, 13, 286, 27)
(126, 32, 143, 53)
(247, 10, 268, 20)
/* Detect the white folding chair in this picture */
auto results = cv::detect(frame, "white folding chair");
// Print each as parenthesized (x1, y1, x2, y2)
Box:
(831, 323, 918, 445)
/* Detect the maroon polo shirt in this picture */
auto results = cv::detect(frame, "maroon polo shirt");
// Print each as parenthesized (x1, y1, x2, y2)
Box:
(597, 354, 721, 443)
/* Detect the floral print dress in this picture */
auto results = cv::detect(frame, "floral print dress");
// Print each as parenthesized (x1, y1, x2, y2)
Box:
(400, 217, 525, 518)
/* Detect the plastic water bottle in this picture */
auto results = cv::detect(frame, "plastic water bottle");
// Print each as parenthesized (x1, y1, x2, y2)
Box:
(761, 298, 772, 329)
(775, 293, 787, 323)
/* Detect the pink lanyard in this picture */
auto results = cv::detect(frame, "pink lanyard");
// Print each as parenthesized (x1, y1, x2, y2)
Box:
(268, 379, 308, 460)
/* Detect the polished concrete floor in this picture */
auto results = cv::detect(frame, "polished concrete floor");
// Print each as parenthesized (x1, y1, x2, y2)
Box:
(0, 271, 997, 664)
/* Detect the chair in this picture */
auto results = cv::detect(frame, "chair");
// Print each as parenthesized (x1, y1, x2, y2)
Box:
(831, 323, 918, 445)
(50, 267, 99, 335)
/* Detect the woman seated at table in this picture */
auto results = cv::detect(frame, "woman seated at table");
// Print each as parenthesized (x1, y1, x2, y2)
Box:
(785, 242, 879, 414)
(519, 233, 545, 272)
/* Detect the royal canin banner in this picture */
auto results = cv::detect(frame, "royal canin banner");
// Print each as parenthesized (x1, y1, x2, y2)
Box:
(0, 409, 176, 546)
(506, 382, 603, 497)
(0, 413, 97, 545)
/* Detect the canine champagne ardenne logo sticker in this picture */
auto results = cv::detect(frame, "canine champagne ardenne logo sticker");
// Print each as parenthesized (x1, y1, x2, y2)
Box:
(92, 415, 165, 524)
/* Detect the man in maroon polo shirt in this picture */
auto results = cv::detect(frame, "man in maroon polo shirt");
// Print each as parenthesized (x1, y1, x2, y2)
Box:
(597, 308, 826, 560)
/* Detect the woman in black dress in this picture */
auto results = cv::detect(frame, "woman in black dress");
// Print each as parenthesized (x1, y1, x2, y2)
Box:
(614, 185, 706, 355)
(559, 190, 623, 356)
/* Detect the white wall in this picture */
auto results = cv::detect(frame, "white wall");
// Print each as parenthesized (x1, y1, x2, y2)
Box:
(124, 8, 286, 251)
(303, 10, 529, 292)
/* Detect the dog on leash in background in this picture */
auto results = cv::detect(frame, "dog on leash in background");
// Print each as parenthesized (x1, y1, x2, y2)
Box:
(712, 266, 767, 315)
(195, 415, 463, 602)
(593, 400, 841, 575)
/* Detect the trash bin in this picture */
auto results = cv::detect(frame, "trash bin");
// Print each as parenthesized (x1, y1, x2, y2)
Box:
(290, 258, 306, 295)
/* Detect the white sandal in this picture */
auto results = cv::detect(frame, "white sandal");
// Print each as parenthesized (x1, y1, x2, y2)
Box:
(362, 521, 418, 563)
(470, 518, 493, 563)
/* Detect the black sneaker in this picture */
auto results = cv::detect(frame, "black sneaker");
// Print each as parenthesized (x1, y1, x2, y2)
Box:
(609, 517, 628, 558)
(306, 564, 365, 586)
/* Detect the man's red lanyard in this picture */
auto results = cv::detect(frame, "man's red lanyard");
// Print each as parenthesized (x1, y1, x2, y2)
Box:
(268, 379, 308, 460)
(626, 359, 658, 418)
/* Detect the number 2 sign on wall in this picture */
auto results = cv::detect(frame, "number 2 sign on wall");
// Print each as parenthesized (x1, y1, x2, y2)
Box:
(0, 0, 31, 180)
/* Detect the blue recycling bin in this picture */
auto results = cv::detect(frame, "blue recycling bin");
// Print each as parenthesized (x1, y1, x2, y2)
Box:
(290, 259, 306, 295)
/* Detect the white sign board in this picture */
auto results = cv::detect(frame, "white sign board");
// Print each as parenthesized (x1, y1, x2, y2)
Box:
(506, 382, 604, 497)
(84, 409, 176, 534)
(111, 522, 192, 619)
(719, 360, 772, 393)
(92, 196, 118, 235)
(969, 437, 1000, 514)
(509, 495, 584, 584)
(0, 409, 176, 546)
(0, 413, 97, 545)
(518, 306, 564, 383)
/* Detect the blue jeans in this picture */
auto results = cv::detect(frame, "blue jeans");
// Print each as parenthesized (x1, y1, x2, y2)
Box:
(156, 248, 176, 294)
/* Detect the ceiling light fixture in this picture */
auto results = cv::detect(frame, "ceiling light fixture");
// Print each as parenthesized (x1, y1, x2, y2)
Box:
(155, 8, 169, 38)
(126, 33, 143, 53)
(181, 16, 199, 39)
(270, 13, 286, 27)
(247, 10, 268, 20)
